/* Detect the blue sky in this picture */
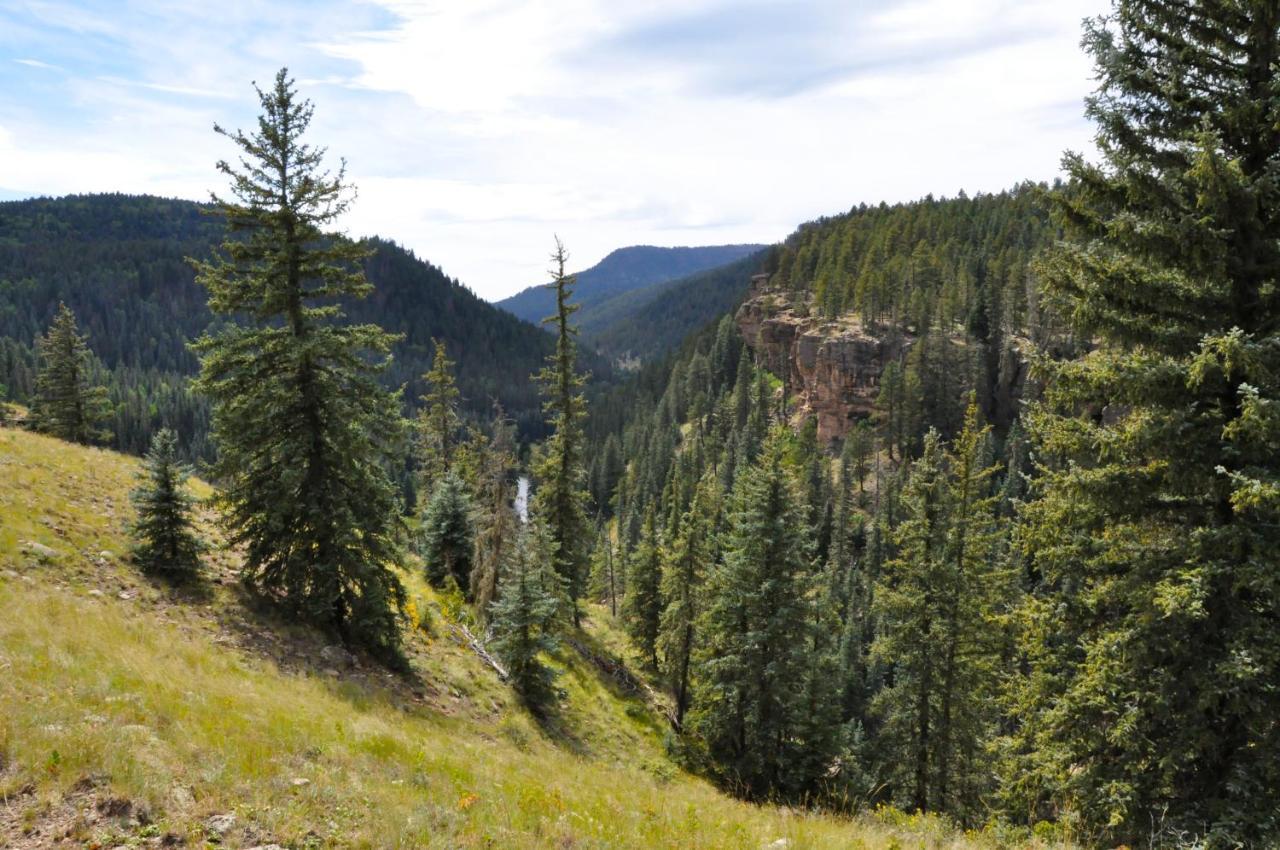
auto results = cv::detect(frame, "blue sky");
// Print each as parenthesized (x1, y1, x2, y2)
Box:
(0, 0, 1106, 300)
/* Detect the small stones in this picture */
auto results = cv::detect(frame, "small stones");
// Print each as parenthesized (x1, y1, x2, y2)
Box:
(205, 812, 237, 837)
(319, 644, 355, 669)
(87, 588, 105, 597)
(290, 777, 311, 788)
(21, 539, 60, 561)
(167, 784, 195, 812)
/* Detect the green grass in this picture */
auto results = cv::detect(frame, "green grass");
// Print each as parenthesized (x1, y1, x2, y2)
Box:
(0, 427, 1052, 848)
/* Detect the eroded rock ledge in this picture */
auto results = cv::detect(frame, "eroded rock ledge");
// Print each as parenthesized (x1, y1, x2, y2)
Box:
(736, 275, 907, 444)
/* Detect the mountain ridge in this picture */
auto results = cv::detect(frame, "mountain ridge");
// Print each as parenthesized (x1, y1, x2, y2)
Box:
(496, 243, 765, 326)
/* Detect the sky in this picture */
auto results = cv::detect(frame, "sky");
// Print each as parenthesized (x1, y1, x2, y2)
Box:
(0, 0, 1108, 301)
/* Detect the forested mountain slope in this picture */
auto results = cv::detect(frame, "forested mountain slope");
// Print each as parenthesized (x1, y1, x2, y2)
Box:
(0, 194, 582, 452)
(736, 186, 1055, 442)
(581, 248, 770, 363)
(497, 243, 763, 328)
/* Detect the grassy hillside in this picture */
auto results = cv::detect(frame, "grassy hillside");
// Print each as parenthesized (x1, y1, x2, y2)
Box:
(0, 428, 1044, 849)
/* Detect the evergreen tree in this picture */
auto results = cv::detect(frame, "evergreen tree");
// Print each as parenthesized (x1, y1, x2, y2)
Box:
(532, 238, 592, 626)
(417, 338, 461, 497)
(690, 428, 819, 800)
(1006, 4, 1280, 844)
(623, 508, 663, 668)
(657, 472, 718, 729)
(31, 302, 111, 445)
(130, 428, 203, 579)
(471, 405, 517, 620)
(870, 430, 951, 812)
(420, 471, 476, 596)
(588, 525, 622, 617)
(191, 69, 408, 665)
(490, 520, 562, 706)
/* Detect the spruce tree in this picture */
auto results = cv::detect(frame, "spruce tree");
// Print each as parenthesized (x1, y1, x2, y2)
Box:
(690, 427, 819, 800)
(532, 238, 592, 626)
(490, 520, 562, 706)
(870, 430, 951, 813)
(623, 507, 663, 669)
(657, 473, 718, 729)
(130, 428, 203, 579)
(873, 405, 1006, 820)
(417, 338, 461, 498)
(191, 69, 408, 665)
(1005, 4, 1280, 844)
(471, 405, 517, 620)
(32, 302, 110, 445)
(420, 471, 476, 596)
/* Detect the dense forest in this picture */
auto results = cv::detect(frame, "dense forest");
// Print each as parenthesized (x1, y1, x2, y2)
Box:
(579, 249, 770, 363)
(579, 4, 1280, 846)
(0, 194, 585, 457)
(5, 2, 1280, 848)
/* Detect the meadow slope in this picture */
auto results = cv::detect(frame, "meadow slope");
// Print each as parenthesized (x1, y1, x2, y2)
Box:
(0, 428, 1046, 849)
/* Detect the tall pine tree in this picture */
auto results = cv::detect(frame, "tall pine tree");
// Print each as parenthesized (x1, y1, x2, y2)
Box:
(490, 520, 563, 707)
(623, 507, 663, 669)
(532, 238, 592, 626)
(420, 471, 476, 596)
(32, 302, 111, 445)
(657, 472, 718, 729)
(690, 427, 820, 800)
(191, 69, 408, 665)
(471, 405, 518, 621)
(416, 338, 461, 498)
(1006, 4, 1280, 843)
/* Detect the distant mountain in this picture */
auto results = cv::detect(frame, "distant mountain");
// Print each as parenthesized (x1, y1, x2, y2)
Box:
(496, 244, 764, 325)
(580, 249, 771, 363)
(0, 194, 592, 449)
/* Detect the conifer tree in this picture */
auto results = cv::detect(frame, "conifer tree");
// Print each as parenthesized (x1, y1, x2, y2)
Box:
(32, 302, 110, 445)
(471, 406, 517, 620)
(532, 238, 592, 626)
(1006, 4, 1280, 843)
(690, 427, 819, 799)
(191, 69, 408, 665)
(417, 338, 461, 497)
(490, 520, 562, 706)
(130, 428, 203, 579)
(657, 473, 718, 729)
(871, 430, 951, 812)
(588, 526, 622, 616)
(623, 508, 663, 668)
(420, 471, 476, 596)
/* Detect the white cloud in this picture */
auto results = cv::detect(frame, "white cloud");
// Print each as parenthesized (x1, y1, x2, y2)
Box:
(0, 0, 1107, 300)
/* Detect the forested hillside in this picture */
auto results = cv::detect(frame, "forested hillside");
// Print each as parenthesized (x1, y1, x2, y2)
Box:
(580, 249, 770, 363)
(4, 2, 1280, 848)
(580, 4, 1280, 845)
(0, 194, 577, 456)
(497, 243, 763, 328)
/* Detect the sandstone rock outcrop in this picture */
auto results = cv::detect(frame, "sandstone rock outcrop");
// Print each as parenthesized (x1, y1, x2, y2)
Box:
(736, 275, 907, 443)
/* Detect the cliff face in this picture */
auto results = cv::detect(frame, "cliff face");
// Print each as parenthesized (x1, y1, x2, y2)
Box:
(736, 276, 906, 443)
(737, 275, 1031, 443)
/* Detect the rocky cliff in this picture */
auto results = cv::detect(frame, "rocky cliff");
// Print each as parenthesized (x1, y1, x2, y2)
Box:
(736, 274, 1030, 443)
(736, 275, 907, 443)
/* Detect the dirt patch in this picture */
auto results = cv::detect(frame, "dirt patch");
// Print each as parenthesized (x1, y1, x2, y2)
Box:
(0, 780, 167, 849)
